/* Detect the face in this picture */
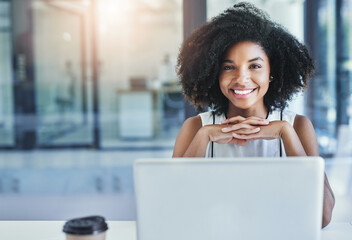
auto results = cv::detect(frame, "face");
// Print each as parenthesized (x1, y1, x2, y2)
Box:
(219, 41, 271, 113)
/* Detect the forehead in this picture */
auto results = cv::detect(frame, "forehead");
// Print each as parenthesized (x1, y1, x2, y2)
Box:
(224, 41, 268, 59)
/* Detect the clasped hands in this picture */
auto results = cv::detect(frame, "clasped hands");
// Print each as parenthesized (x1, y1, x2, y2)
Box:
(206, 116, 286, 146)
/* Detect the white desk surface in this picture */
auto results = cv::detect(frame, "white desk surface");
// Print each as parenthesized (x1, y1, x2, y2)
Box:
(1, 221, 351, 240)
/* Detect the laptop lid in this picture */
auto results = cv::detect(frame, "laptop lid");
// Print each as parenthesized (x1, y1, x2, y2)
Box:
(134, 157, 324, 240)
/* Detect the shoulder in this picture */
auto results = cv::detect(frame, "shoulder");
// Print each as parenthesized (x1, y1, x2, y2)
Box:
(183, 115, 202, 130)
(293, 114, 314, 129)
(293, 114, 319, 155)
(173, 115, 203, 157)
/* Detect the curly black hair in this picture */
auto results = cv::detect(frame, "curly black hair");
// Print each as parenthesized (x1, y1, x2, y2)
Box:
(177, 2, 314, 115)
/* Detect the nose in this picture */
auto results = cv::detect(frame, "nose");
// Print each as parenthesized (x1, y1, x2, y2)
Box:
(233, 68, 250, 85)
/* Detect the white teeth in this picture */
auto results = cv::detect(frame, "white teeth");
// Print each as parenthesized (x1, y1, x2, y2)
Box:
(233, 89, 254, 95)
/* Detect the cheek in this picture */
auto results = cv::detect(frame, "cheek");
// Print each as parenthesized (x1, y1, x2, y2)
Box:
(218, 80, 226, 94)
(259, 81, 270, 91)
(255, 73, 270, 88)
(218, 76, 228, 89)
(219, 72, 232, 84)
(260, 82, 270, 96)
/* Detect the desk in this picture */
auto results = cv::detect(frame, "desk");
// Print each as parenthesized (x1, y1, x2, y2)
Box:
(1, 221, 351, 240)
(116, 86, 183, 138)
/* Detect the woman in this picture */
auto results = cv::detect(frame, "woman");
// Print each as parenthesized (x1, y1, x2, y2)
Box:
(173, 2, 334, 227)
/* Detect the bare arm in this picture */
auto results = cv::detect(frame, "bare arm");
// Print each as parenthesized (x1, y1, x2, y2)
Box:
(293, 115, 335, 228)
(172, 116, 209, 157)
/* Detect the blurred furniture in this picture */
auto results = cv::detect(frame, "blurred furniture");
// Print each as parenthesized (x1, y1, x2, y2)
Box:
(116, 85, 182, 139)
(118, 91, 154, 139)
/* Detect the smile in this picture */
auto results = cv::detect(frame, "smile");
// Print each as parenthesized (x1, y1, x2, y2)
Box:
(230, 88, 256, 95)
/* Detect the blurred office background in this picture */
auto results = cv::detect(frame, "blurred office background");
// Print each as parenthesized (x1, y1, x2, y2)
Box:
(0, 0, 351, 221)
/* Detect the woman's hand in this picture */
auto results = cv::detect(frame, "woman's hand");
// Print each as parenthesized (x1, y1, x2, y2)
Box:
(201, 116, 268, 145)
(173, 115, 265, 157)
(220, 116, 271, 141)
(203, 124, 256, 146)
(221, 116, 270, 126)
(223, 120, 288, 141)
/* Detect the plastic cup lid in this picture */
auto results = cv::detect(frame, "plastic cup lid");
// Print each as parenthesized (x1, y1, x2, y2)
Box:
(63, 216, 108, 235)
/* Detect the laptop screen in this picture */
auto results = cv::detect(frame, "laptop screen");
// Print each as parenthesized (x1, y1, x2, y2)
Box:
(134, 157, 324, 240)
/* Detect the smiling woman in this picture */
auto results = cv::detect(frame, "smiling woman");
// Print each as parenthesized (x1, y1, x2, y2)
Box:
(172, 2, 335, 228)
(173, 2, 314, 158)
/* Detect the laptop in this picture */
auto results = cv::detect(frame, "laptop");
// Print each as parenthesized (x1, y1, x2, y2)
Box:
(134, 157, 325, 240)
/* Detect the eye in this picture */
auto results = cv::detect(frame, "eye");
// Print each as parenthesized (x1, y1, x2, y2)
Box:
(249, 64, 261, 69)
(223, 65, 234, 70)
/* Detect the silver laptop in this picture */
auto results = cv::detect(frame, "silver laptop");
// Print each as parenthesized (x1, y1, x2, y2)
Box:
(134, 157, 324, 240)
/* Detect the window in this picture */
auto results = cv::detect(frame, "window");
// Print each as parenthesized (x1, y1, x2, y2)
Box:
(3, 0, 183, 149)
(98, 0, 184, 149)
(0, 1, 14, 146)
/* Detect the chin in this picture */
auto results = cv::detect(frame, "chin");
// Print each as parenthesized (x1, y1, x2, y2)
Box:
(232, 104, 253, 110)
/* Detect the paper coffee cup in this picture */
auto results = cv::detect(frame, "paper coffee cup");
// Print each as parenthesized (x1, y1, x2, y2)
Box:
(63, 216, 108, 240)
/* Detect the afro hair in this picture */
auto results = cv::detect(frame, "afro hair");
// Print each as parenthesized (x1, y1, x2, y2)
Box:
(177, 2, 314, 115)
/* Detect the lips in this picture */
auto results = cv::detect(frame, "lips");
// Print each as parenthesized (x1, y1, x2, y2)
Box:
(230, 88, 257, 95)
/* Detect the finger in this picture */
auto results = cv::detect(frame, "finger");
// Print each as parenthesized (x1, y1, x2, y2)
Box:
(222, 118, 269, 127)
(232, 127, 260, 135)
(240, 116, 267, 122)
(232, 132, 261, 140)
(221, 116, 245, 124)
(221, 123, 259, 133)
(221, 116, 269, 125)
(241, 119, 270, 126)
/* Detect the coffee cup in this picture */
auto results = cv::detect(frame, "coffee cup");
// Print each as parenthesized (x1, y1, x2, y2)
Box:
(63, 216, 108, 240)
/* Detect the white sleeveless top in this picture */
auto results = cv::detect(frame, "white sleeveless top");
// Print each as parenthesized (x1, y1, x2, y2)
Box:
(199, 110, 296, 157)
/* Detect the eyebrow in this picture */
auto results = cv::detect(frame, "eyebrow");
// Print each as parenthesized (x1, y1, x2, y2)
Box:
(248, 57, 264, 62)
(222, 57, 264, 63)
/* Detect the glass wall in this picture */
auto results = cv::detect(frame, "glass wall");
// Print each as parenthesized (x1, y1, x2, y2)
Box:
(311, 0, 337, 155)
(32, 1, 94, 146)
(1, 0, 350, 155)
(344, 0, 352, 126)
(334, 0, 352, 156)
(306, 0, 352, 156)
(97, 0, 184, 148)
(0, 0, 183, 149)
(339, 0, 352, 125)
(0, 1, 183, 220)
(0, 0, 14, 146)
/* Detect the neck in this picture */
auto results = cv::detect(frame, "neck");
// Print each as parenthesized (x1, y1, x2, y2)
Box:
(226, 105, 268, 119)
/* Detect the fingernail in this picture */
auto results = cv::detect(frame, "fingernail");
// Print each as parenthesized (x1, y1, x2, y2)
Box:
(222, 128, 228, 132)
